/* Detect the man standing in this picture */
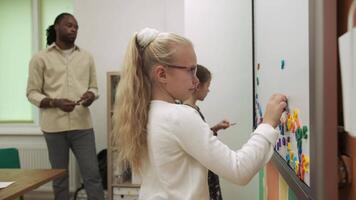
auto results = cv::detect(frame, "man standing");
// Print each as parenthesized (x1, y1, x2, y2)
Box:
(26, 13, 105, 200)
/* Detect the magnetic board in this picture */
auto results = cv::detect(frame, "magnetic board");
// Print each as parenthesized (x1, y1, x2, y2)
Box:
(254, 0, 310, 186)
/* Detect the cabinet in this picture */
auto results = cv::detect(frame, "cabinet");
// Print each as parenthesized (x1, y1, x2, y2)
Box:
(107, 72, 140, 200)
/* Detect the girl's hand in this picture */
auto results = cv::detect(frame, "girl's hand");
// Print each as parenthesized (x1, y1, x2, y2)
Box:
(263, 94, 287, 128)
(211, 119, 231, 135)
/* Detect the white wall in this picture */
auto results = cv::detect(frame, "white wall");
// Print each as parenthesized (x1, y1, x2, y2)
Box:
(73, 0, 185, 152)
(185, 0, 255, 199)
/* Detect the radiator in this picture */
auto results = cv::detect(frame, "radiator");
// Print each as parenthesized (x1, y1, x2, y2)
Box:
(18, 147, 80, 192)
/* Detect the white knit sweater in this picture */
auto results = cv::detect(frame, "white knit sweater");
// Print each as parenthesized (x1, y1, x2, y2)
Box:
(139, 100, 278, 200)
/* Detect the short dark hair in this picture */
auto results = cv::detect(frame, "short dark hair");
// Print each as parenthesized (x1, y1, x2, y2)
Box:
(196, 64, 211, 84)
(46, 13, 74, 46)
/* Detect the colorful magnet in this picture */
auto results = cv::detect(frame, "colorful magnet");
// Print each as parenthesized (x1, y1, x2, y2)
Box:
(281, 124, 285, 135)
(281, 59, 285, 69)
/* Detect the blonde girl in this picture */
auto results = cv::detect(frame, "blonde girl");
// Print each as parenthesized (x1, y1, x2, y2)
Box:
(112, 28, 287, 200)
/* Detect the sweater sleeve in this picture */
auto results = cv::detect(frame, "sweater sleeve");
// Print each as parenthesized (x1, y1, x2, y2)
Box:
(172, 109, 278, 185)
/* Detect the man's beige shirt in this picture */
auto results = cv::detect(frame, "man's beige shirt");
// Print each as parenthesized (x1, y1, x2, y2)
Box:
(26, 44, 98, 133)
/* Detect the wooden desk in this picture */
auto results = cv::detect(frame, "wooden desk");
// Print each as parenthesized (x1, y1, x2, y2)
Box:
(0, 169, 66, 200)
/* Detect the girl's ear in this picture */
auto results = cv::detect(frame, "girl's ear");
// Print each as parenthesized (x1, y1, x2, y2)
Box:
(153, 65, 168, 84)
(195, 82, 201, 91)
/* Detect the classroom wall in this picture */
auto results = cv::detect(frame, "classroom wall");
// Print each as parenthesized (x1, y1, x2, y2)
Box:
(184, 1, 255, 199)
(73, 0, 185, 153)
(259, 163, 297, 200)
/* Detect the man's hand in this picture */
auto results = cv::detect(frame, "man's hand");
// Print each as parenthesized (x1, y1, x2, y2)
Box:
(53, 99, 77, 112)
(78, 91, 95, 107)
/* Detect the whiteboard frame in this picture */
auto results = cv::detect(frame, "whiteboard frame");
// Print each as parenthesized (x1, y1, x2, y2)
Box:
(252, 0, 338, 200)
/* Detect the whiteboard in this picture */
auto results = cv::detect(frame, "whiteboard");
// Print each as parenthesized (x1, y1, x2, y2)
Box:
(254, 0, 310, 186)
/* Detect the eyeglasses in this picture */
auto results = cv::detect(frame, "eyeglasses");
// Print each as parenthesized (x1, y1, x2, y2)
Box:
(165, 64, 197, 77)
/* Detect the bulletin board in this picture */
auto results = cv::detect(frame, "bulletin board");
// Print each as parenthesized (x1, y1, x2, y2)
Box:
(253, 0, 311, 189)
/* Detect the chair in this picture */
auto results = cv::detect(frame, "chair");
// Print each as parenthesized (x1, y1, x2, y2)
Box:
(0, 148, 21, 168)
(0, 147, 24, 200)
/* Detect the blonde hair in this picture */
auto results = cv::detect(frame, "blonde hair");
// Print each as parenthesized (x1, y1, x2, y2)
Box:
(112, 28, 192, 172)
